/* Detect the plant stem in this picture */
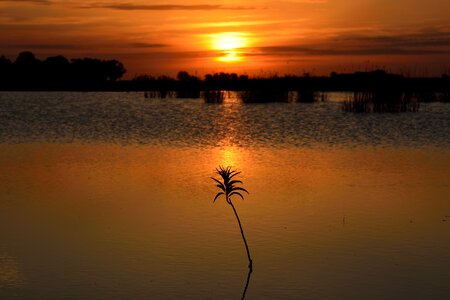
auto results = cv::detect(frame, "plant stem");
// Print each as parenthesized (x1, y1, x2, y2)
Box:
(241, 266, 252, 300)
(229, 199, 253, 271)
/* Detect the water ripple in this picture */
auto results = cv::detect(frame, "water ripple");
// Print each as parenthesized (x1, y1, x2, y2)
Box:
(0, 92, 449, 148)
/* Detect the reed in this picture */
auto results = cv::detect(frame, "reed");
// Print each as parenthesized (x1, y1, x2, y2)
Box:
(438, 92, 450, 103)
(202, 90, 225, 103)
(176, 90, 201, 99)
(296, 90, 327, 103)
(341, 91, 419, 113)
(237, 89, 289, 103)
(415, 92, 438, 103)
(143, 90, 175, 99)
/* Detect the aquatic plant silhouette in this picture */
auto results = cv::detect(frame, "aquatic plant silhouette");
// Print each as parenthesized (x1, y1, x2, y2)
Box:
(241, 267, 253, 300)
(212, 166, 253, 271)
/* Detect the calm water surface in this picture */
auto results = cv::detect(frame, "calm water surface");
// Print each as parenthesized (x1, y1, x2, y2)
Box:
(0, 92, 449, 299)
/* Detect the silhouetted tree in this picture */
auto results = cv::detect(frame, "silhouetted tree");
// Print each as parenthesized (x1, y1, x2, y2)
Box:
(14, 51, 39, 66)
(13, 51, 41, 84)
(0, 56, 12, 68)
(177, 71, 200, 84)
(176, 71, 200, 98)
(0, 56, 12, 84)
(105, 59, 126, 81)
(177, 71, 191, 82)
(70, 57, 126, 84)
(70, 58, 105, 83)
(0, 51, 128, 89)
(43, 55, 70, 84)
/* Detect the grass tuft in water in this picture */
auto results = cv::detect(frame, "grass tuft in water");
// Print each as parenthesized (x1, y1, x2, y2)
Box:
(341, 90, 419, 113)
(202, 90, 225, 103)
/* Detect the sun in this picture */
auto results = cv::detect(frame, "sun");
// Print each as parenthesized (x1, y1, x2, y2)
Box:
(211, 32, 249, 63)
(213, 32, 247, 50)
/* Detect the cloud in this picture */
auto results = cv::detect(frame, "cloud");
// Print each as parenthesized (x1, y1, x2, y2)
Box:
(343, 31, 450, 48)
(0, 1, 256, 10)
(0, 0, 51, 4)
(0, 41, 170, 52)
(256, 46, 447, 56)
(255, 29, 450, 57)
(129, 42, 168, 48)
(82, 3, 255, 11)
(1, 43, 78, 49)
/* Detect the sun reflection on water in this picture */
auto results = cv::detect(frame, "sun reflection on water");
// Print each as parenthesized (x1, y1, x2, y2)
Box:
(218, 146, 241, 167)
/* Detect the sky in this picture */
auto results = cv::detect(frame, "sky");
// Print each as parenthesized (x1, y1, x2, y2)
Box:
(1, 0, 450, 77)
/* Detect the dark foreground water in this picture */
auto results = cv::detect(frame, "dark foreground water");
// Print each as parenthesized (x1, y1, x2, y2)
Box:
(0, 92, 449, 299)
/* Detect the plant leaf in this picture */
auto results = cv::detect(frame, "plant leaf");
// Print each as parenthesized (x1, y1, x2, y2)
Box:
(232, 187, 249, 194)
(213, 192, 224, 203)
(211, 177, 225, 191)
(229, 172, 241, 180)
(216, 184, 226, 192)
(229, 191, 244, 200)
(228, 180, 243, 186)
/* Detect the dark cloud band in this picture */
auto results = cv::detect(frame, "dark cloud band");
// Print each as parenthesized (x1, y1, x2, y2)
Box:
(0, 0, 50, 4)
(82, 3, 254, 11)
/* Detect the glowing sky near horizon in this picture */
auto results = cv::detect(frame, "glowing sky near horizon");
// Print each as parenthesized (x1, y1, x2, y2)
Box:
(0, 0, 449, 76)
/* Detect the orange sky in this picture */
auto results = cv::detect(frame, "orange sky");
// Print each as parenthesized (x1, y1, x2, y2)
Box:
(1, 0, 450, 77)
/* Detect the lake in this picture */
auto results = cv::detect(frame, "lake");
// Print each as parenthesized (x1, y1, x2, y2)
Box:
(0, 92, 449, 299)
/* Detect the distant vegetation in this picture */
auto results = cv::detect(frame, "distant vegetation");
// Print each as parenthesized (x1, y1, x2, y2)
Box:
(0, 51, 126, 90)
(341, 91, 419, 113)
(139, 70, 448, 112)
(0, 51, 449, 112)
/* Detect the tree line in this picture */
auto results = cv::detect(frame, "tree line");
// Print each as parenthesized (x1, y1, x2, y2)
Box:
(0, 51, 448, 93)
(0, 51, 126, 90)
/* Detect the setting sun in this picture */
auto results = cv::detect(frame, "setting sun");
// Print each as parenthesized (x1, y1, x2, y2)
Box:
(211, 32, 249, 63)
(212, 32, 247, 50)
